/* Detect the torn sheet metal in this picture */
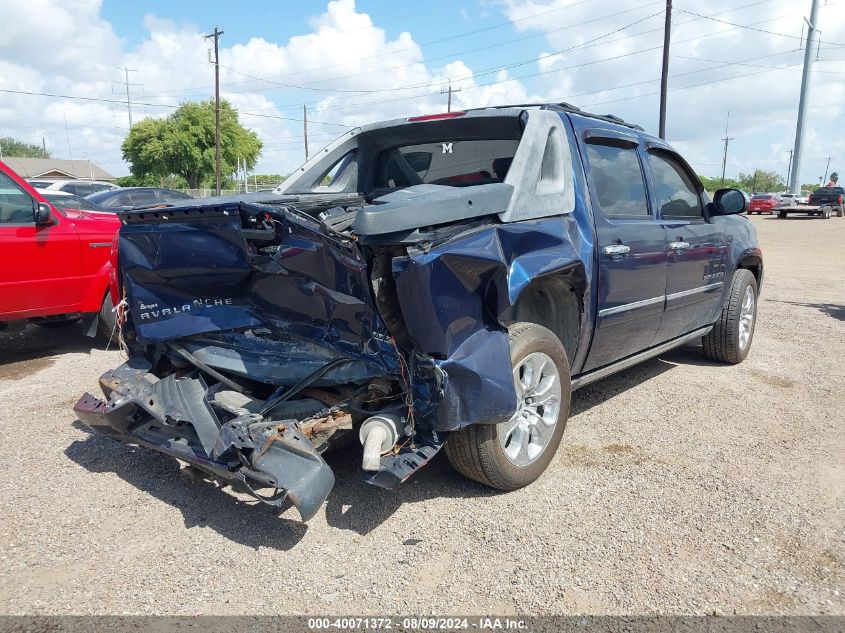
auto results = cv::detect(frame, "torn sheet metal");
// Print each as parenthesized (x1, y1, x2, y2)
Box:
(393, 215, 591, 431)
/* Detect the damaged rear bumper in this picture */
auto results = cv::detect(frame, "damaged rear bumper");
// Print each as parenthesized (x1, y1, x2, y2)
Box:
(73, 361, 335, 521)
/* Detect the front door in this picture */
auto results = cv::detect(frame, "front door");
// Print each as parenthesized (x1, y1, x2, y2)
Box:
(0, 171, 82, 320)
(580, 138, 668, 371)
(646, 150, 727, 344)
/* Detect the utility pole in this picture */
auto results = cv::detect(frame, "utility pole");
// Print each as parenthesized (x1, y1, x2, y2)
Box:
(788, 0, 820, 193)
(440, 80, 461, 113)
(822, 156, 831, 183)
(303, 104, 309, 161)
(63, 111, 74, 171)
(719, 111, 734, 187)
(122, 67, 138, 127)
(658, 0, 673, 139)
(785, 149, 793, 188)
(205, 26, 224, 196)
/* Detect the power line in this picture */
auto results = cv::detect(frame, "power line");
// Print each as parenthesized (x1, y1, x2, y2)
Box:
(0, 88, 352, 128)
(234, 4, 806, 116)
(675, 8, 845, 47)
(129, 0, 783, 111)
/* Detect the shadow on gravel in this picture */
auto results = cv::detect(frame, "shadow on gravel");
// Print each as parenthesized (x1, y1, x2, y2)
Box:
(64, 420, 499, 542)
(570, 345, 712, 416)
(765, 299, 845, 322)
(65, 422, 309, 549)
(0, 323, 113, 376)
(322, 448, 499, 535)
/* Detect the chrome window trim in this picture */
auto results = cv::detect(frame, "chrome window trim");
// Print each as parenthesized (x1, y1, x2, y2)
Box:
(598, 295, 664, 318)
(598, 282, 723, 318)
(666, 282, 723, 301)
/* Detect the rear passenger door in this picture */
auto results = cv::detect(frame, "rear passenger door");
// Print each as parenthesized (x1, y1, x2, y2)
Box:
(646, 149, 727, 343)
(580, 132, 669, 371)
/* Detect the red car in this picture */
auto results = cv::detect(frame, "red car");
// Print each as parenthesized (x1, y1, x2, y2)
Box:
(748, 193, 779, 214)
(0, 161, 120, 338)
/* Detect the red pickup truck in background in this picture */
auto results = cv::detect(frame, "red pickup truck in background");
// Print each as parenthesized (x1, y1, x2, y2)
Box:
(0, 161, 120, 339)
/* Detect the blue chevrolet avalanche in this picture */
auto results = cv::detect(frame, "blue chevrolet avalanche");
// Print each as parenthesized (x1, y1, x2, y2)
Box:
(76, 103, 762, 521)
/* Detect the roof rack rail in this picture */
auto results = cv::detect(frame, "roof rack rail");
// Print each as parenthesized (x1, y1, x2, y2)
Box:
(464, 102, 645, 132)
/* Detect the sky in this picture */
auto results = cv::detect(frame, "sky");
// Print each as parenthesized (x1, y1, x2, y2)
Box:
(0, 0, 843, 185)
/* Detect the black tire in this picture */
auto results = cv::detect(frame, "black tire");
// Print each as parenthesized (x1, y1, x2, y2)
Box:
(778, 210, 787, 218)
(96, 293, 117, 341)
(702, 269, 758, 364)
(444, 322, 571, 490)
(823, 207, 832, 220)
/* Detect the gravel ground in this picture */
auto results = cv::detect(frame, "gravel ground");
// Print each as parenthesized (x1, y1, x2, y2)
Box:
(0, 214, 842, 616)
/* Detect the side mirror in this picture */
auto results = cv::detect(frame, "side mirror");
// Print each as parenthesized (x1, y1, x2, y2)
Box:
(713, 188, 748, 215)
(34, 202, 53, 226)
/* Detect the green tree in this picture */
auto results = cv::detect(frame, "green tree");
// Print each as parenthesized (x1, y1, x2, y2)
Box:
(122, 100, 262, 188)
(115, 174, 188, 188)
(0, 136, 50, 158)
(698, 174, 743, 193)
(829, 171, 839, 184)
(251, 173, 286, 185)
(737, 169, 784, 193)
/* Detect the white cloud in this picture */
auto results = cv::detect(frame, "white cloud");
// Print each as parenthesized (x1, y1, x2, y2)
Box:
(497, 0, 845, 183)
(0, 0, 841, 184)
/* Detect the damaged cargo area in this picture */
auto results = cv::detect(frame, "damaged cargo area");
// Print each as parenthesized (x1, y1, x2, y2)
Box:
(74, 107, 591, 521)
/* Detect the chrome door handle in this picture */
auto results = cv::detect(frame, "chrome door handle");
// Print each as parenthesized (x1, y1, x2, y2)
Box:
(602, 244, 631, 257)
(668, 241, 691, 251)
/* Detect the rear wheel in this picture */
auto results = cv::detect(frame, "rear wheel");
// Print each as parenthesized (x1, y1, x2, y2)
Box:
(702, 269, 758, 364)
(778, 210, 787, 218)
(96, 293, 117, 341)
(445, 322, 571, 490)
(822, 207, 832, 220)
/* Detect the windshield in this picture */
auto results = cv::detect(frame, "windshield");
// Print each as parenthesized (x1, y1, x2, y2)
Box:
(816, 187, 843, 195)
(44, 194, 105, 211)
(373, 139, 520, 190)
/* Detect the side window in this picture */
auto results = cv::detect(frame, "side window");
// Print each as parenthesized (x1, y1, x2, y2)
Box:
(129, 190, 159, 206)
(158, 190, 190, 202)
(649, 152, 703, 218)
(314, 150, 358, 192)
(585, 143, 649, 217)
(0, 172, 35, 224)
(73, 184, 99, 197)
(59, 182, 79, 195)
(109, 193, 133, 208)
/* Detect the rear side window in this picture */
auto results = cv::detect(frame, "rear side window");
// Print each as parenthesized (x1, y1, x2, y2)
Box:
(0, 172, 35, 224)
(373, 139, 519, 190)
(72, 183, 108, 197)
(649, 152, 703, 218)
(157, 190, 192, 202)
(585, 144, 649, 217)
(107, 193, 133, 208)
(129, 190, 159, 206)
(58, 182, 80, 195)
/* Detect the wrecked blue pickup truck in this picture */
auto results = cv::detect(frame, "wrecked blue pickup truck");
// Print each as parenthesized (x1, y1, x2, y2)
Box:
(75, 103, 763, 521)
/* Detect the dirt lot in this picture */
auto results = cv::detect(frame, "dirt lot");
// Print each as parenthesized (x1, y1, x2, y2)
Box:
(0, 214, 842, 616)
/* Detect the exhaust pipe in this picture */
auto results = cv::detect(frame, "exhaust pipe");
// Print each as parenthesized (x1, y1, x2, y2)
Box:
(359, 414, 400, 471)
